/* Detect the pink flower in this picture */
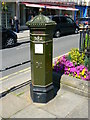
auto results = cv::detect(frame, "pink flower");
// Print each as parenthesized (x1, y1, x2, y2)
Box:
(53, 55, 89, 81)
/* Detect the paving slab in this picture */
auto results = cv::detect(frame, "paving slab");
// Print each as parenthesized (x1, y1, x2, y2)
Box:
(88, 99, 90, 120)
(12, 84, 31, 103)
(17, 91, 32, 103)
(12, 84, 30, 96)
(66, 99, 88, 118)
(57, 87, 68, 96)
(38, 89, 88, 118)
(0, 93, 31, 118)
(11, 104, 56, 118)
(0, 117, 2, 120)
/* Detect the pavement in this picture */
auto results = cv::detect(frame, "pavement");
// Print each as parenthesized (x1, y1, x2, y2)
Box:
(0, 29, 89, 119)
(0, 84, 89, 119)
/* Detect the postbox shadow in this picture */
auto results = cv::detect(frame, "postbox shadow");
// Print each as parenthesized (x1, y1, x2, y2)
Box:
(52, 70, 63, 97)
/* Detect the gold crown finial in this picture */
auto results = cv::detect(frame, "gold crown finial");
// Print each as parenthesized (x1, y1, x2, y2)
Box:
(39, 8, 42, 14)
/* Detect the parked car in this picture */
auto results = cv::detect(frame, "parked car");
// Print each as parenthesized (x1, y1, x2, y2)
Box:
(76, 17, 90, 28)
(49, 15, 79, 38)
(0, 26, 17, 48)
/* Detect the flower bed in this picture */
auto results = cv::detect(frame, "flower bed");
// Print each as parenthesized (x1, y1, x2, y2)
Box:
(53, 48, 90, 81)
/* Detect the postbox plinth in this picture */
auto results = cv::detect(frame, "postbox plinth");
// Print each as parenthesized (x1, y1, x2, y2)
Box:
(26, 12, 56, 103)
(30, 82, 54, 103)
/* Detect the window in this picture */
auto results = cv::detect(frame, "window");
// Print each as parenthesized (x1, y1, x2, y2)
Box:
(52, 17, 60, 23)
(60, 17, 67, 23)
(66, 17, 73, 24)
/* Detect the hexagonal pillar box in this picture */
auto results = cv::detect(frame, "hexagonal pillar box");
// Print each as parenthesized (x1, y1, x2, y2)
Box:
(26, 9, 56, 103)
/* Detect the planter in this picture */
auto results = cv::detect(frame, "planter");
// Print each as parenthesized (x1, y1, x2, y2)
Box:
(60, 74, 90, 97)
(53, 49, 90, 97)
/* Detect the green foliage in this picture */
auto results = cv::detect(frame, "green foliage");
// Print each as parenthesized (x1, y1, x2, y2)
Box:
(84, 56, 90, 71)
(81, 33, 90, 50)
(68, 48, 85, 65)
(2, 2, 8, 12)
(85, 33, 90, 49)
(66, 53, 71, 61)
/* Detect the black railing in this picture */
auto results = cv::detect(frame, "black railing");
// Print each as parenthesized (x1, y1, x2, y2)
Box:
(79, 28, 90, 58)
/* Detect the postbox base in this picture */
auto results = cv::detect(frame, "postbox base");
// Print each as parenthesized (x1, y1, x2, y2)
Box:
(30, 82, 54, 103)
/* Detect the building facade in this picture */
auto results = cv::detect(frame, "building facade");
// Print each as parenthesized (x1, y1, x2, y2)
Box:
(74, 0, 90, 21)
(0, 2, 16, 28)
(0, 0, 90, 28)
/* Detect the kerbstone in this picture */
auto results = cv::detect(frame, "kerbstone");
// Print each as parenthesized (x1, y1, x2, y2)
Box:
(39, 90, 87, 118)
(11, 104, 56, 118)
(0, 93, 31, 118)
(0, 84, 7, 94)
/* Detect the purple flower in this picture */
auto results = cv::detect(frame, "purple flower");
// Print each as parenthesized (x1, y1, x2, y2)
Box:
(53, 55, 89, 81)
(73, 73, 75, 77)
(64, 67, 68, 71)
(70, 68, 74, 73)
(77, 71, 80, 76)
(66, 71, 69, 75)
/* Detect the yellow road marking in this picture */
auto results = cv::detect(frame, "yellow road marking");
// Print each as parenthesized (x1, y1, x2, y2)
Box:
(0, 53, 68, 81)
(0, 67, 30, 81)
(0, 76, 9, 81)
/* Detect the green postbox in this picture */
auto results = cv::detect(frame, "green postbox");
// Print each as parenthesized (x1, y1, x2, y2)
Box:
(26, 10, 56, 103)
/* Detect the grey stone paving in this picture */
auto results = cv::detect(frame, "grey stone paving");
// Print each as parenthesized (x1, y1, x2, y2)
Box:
(0, 93, 31, 118)
(88, 99, 90, 120)
(0, 116, 2, 120)
(36, 90, 88, 118)
(12, 84, 32, 103)
(18, 91, 32, 103)
(13, 84, 30, 95)
(0, 84, 88, 118)
(11, 104, 56, 118)
(66, 99, 88, 118)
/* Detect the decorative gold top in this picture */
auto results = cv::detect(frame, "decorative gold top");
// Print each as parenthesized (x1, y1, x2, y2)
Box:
(26, 8, 57, 27)
(39, 8, 42, 15)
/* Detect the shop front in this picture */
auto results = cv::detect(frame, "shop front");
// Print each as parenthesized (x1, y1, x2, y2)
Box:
(21, 2, 78, 24)
(1, 2, 79, 28)
(1, 2, 16, 28)
(74, 5, 88, 21)
(19, 3, 39, 26)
